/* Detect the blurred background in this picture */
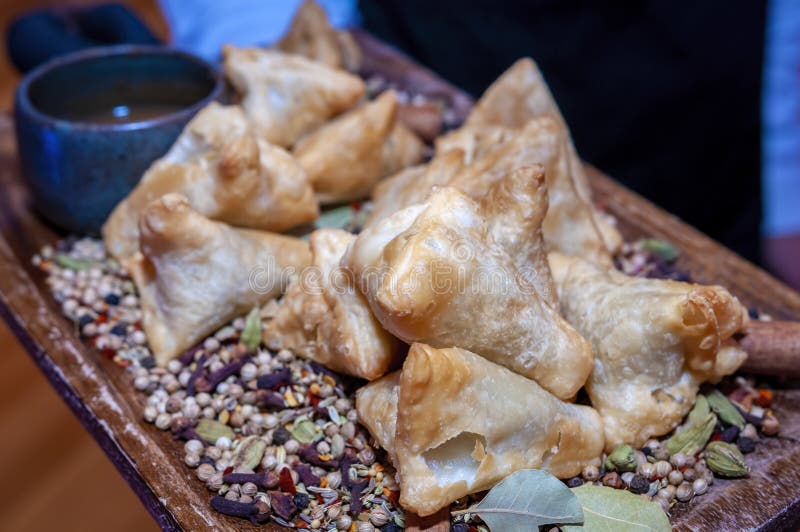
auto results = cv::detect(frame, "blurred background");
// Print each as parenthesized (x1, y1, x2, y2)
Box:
(0, 0, 795, 530)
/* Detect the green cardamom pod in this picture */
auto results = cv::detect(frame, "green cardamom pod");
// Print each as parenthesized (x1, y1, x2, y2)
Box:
(55, 253, 95, 271)
(604, 444, 637, 472)
(666, 413, 716, 456)
(706, 441, 749, 477)
(706, 390, 745, 429)
(240, 307, 263, 351)
(291, 416, 322, 444)
(232, 436, 267, 471)
(687, 395, 710, 424)
(195, 419, 235, 444)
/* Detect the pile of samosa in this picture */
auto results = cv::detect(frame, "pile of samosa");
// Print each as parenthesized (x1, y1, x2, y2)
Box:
(101, 0, 750, 517)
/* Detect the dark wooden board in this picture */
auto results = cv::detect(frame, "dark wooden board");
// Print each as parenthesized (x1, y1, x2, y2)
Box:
(0, 31, 798, 531)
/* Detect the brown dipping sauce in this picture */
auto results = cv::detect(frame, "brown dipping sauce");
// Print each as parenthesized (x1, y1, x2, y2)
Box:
(71, 103, 186, 124)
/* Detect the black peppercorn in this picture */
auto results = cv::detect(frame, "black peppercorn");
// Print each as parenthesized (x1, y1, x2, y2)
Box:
(629, 474, 650, 494)
(273, 426, 291, 445)
(78, 314, 93, 327)
(566, 476, 584, 488)
(381, 524, 401, 532)
(110, 323, 127, 336)
(720, 425, 741, 443)
(737, 436, 756, 454)
(293, 492, 309, 509)
(451, 525, 470, 532)
(104, 293, 120, 305)
(140, 356, 156, 369)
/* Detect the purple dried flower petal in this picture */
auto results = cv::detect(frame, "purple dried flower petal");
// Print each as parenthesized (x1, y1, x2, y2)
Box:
(256, 390, 286, 409)
(186, 355, 208, 396)
(256, 367, 292, 390)
(298, 444, 339, 469)
(295, 463, 321, 487)
(339, 449, 357, 487)
(348, 479, 369, 517)
(721, 425, 741, 443)
(173, 425, 204, 443)
(178, 341, 204, 366)
(196, 358, 250, 393)
(269, 490, 297, 521)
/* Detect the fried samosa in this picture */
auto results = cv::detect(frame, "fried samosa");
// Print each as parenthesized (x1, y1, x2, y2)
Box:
(263, 228, 402, 379)
(434, 124, 515, 165)
(478, 165, 556, 306)
(125, 194, 311, 365)
(102, 103, 318, 260)
(464, 58, 622, 257)
(357, 343, 604, 516)
(355, 370, 400, 462)
(365, 148, 464, 227)
(344, 187, 593, 399)
(275, 0, 362, 72)
(223, 46, 364, 147)
(549, 252, 749, 450)
(294, 90, 424, 204)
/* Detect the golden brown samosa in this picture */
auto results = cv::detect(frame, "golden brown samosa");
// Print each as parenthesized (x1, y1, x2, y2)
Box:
(464, 58, 622, 257)
(357, 343, 604, 516)
(549, 252, 749, 450)
(102, 103, 318, 260)
(275, 0, 362, 72)
(223, 46, 364, 147)
(478, 165, 556, 306)
(294, 90, 424, 204)
(365, 148, 464, 228)
(354, 370, 400, 463)
(263, 228, 402, 379)
(125, 194, 310, 365)
(344, 187, 593, 400)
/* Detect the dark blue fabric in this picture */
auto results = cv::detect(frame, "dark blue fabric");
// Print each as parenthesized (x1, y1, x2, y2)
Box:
(7, 3, 160, 73)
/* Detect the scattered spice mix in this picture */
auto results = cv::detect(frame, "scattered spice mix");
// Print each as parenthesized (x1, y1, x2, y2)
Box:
(33, 237, 780, 530)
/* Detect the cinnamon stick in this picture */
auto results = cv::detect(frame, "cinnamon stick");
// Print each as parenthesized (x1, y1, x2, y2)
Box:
(739, 320, 800, 377)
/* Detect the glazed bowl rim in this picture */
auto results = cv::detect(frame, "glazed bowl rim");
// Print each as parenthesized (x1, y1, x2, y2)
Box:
(15, 44, 224, 132)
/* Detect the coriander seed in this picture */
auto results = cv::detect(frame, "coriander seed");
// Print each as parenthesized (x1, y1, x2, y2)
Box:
(670, 453, 688, 469)
(184, 453, 201, 467)
(143, 405, 158, 423)
(184, 439, 204, 455)
(196, 463, 215, 482)
(668, 470, 684, 486)
(155, 413, 172, 430)
(581, 464, 600, 482)
(335, 515, 352, 531)
(369, 506, 390, 527)
(654, 460, 672, 478)
(676, 482, 694, 502)
(692, 477, 709, 495)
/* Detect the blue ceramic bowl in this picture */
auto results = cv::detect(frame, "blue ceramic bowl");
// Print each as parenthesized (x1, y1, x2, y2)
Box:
(14, 45, 224, 234)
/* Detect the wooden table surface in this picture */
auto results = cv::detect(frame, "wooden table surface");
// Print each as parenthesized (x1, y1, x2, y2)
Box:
(1, 30, 799, 531)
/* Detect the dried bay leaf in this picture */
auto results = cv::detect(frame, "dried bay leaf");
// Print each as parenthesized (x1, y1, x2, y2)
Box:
(240, 307, 262, 351)
(564, 485, 670, 532)
(451, 469, 583, 531)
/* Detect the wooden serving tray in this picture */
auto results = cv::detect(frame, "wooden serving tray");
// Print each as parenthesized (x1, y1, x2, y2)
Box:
(0, 31, 798, 531)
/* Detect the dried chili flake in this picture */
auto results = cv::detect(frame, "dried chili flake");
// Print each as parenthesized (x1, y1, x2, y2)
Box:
(278, 466, 297, 495)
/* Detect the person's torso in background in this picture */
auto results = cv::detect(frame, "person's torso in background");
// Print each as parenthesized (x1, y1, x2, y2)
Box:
(159, 0, 360, 61)
(360, 0, 765, 263)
